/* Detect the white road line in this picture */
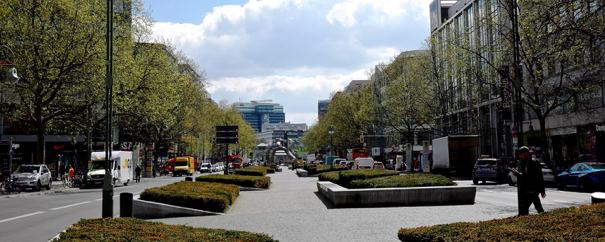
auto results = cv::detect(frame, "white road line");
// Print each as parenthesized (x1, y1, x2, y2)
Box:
(94, 198, 102, 201)
(0, 211, 45, 223)
(553, 200, 576, 204)
(50, 201, 92, 210)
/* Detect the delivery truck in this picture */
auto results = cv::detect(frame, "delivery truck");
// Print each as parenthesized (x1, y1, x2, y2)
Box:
(172, 156, 195, 176)
(431, 135, 480, 176)
(88, 151, 133, 187)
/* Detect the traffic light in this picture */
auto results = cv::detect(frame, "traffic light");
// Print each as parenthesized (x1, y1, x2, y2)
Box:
(360, 135, 364, 143)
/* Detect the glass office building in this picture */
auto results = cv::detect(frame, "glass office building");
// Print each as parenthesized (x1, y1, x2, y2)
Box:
(236, 102, 286, 133)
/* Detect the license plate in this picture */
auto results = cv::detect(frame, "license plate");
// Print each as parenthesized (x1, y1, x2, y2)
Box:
(481, 168, 491, 171)
(95, 182, 102, 184)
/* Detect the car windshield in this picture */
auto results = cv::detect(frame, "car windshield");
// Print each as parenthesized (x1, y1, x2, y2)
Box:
(588, 164, 605, 170)
(176, 161, 188, 166)
(202, 164, 209, 168)
(476, 160, 497, 166)
(15, 165, 40, 173)
(90, 161, 107, 170)
(233, 158, 241, 163)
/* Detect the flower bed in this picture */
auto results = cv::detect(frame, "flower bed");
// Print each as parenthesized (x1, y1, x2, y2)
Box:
(398, 203, 605, 241)
(53, 217, 277, 242)
(196, 174, 271, 189)
(235, 168, 266, 176)
(139, 181, 238, 213)
(350, 174, 456, 188)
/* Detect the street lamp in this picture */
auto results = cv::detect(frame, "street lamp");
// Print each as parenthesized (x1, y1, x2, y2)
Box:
(328, 125, 334, 169)
(1, 45, 19, 84)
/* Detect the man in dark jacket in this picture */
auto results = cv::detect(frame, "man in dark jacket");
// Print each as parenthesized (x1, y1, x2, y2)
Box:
(511, 146, 546, 215)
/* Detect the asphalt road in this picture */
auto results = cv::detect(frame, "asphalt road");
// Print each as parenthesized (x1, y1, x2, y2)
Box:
(0, 167, 595, 242)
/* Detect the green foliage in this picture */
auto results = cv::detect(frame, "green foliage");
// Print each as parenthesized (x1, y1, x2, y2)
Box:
(318, 171, 340, 183)
(139, 181, 239, 213)
(246, 166, 275, 173)
(196, 174, 271, 189)
(398, 202, 605, 241)
(235, 168, 266, 176)
(316, 165, 348, 173)
(338, 169, 399, 188)
(53, 217, 277, 242)
(349, 174, 456, 188)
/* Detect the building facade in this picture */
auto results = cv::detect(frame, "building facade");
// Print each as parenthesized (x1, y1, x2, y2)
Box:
(236, 101, 286, 133)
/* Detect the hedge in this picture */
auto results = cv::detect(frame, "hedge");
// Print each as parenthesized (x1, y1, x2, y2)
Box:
(398, 202, 605, 241)
(139, 181, 239, 213)
(53, 217, 277, 242)
(338, 169, 399, 188)
(350, 174, 456, 188)
(196, 174, 271, 189)
(235, 168, 266, 176)
(316, 164, 348, 173)
(246, 166, 275, 173)
(318, 171, 340, 183)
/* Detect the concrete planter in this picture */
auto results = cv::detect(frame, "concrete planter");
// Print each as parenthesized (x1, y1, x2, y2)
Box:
(317, 181, 476, 208)
(133, 196, 223, 219)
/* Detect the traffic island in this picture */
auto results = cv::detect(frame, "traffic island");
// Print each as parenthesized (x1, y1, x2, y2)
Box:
(317, 181, 476, 208)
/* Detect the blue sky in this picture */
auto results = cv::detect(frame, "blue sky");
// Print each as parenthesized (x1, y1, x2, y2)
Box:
(142, 0, 432, 126)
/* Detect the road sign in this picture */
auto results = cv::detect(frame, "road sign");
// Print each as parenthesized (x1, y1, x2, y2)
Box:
(215, 125, 239, 144)
(372, 147, 380, 156)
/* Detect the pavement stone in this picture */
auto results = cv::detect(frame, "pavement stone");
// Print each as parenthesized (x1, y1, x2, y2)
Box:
(150, 165, 517, 242)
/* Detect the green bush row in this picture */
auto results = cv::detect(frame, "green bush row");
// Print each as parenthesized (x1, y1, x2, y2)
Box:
(53, 217, 276, 242)
(235, 168, 266, 176)
(338, 169, 399, 188)
(196, 174, 271, 189)
(398, 202, 605, 241)
(246, 165, 275, 173)
(316, 164, 348, 172)
(318, 171, 340, 183)
(139, 181, 239, 213)
(350, 174, 456, 188)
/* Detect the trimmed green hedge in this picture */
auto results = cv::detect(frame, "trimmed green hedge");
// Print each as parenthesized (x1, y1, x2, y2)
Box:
(196, 174, 271, 189)
(316, 164, 348, 172)
(338, 169, 399, 188)
(53, 217, 276, 242)
(350, 174, 456, 188)
(246, 166, 275, 173)
(318, 171, 340, 183)
(139, 181, 238, 213)
(398, 203, 605, 241)
(235, 168, 266, 176)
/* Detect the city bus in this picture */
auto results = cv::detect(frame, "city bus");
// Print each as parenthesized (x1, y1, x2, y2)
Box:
(351, 148, 368, 160)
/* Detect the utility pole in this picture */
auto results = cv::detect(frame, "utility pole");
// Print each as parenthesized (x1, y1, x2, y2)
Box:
(102, 0, 115, 219)
(510, 0, 524, 216)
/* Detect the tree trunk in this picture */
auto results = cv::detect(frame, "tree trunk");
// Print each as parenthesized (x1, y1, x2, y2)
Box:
(35, 104, 45, 164)
(539, 117, 551, 169)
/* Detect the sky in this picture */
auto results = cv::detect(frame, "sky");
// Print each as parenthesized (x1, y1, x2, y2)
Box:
(142, 0, 433, 126)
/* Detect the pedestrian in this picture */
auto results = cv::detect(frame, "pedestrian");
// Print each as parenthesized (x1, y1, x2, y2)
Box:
(135, 165, 142, 183)
(510, 146, 546, 216)
(413, 158, 418, 171)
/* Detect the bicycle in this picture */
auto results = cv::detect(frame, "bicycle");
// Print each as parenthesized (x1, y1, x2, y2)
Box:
(63, 174, 73, 188)
(0, 177, 21, 195)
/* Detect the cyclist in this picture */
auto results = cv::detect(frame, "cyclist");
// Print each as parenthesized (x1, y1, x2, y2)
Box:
(66, 165, 75, 187)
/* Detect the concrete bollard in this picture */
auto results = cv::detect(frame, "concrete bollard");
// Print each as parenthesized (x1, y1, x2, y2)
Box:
(120, 193, 133, 217)
(591, 192, 605, 204)
(185, 177, 193, 182)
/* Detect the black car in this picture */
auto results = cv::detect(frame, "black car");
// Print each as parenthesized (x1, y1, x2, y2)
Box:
(472, 158, 506, 184)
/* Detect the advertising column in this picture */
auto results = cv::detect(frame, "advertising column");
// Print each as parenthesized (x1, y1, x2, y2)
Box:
(144, 143, 154, 178)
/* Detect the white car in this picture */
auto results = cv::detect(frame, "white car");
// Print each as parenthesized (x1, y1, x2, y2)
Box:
(13, 164, 52, 191)
(508, 162, 555, 186)
(200, 163, 211, 173)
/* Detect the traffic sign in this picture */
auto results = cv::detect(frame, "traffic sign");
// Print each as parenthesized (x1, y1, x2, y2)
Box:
(215, 125, 239, 144)
(372, 147, 380, 156)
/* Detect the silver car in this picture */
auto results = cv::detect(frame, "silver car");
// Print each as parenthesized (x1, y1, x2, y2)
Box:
(508, 162, 555, 186)
(13, 164, 52, 191)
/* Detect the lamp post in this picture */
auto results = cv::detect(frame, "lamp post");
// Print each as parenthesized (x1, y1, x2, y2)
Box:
(1, 45, 19, 84)
(102, 0, 115, 218)
(328, 125, 334, 169)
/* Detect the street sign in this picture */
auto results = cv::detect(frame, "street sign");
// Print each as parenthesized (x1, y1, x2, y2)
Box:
(215, 125, 239, 144)
(372, 147, 380, 156)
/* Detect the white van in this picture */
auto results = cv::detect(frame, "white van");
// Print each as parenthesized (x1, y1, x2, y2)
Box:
(353, 158, 374, 169)
(88, 151, 133, 187)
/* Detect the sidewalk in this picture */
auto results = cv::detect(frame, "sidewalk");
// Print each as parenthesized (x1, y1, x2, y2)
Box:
(151, 165, 515, 242)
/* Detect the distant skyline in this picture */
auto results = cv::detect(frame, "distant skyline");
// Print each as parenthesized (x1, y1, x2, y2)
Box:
(143, 0, 432, 126)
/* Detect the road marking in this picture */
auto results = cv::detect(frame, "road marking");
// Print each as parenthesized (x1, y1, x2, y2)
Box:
(50, 201, 92, 210)
(553, 200, 575, 204)
(0, 211, 45, 223)
(94, 198, 102, 201)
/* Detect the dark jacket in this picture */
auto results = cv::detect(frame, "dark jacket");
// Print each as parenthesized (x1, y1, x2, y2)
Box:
(516, 159, 545, 194)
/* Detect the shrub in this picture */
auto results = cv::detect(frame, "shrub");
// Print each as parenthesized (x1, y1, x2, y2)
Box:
(139, 181, 239, 213)
(235, 168, 266, 176)
(398, 202, 605, 241)
(53, 217, 277, 242)
(318, 171, 340, 183)
(247, 166, 275, 173)
(338, 169, 399, 188)
(350, 174, 456, 188)
(316, 164, 348, 173)
(196, 174, 271, 189)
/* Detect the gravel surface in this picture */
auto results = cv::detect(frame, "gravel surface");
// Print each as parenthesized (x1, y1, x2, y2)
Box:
(151, 166, 518, 242)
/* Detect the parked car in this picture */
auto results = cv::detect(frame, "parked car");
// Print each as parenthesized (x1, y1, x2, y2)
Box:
(556, 162, 605, 191)
(508, 162, 555, 187)
(372, 162, 385, 170)
(200, 163, 211, 173)
(12, 164, 52, 191)
(472, 158, 505, 184)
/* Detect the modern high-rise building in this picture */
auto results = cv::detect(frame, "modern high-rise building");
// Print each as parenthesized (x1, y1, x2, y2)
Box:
(236, 101, 285, 133)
